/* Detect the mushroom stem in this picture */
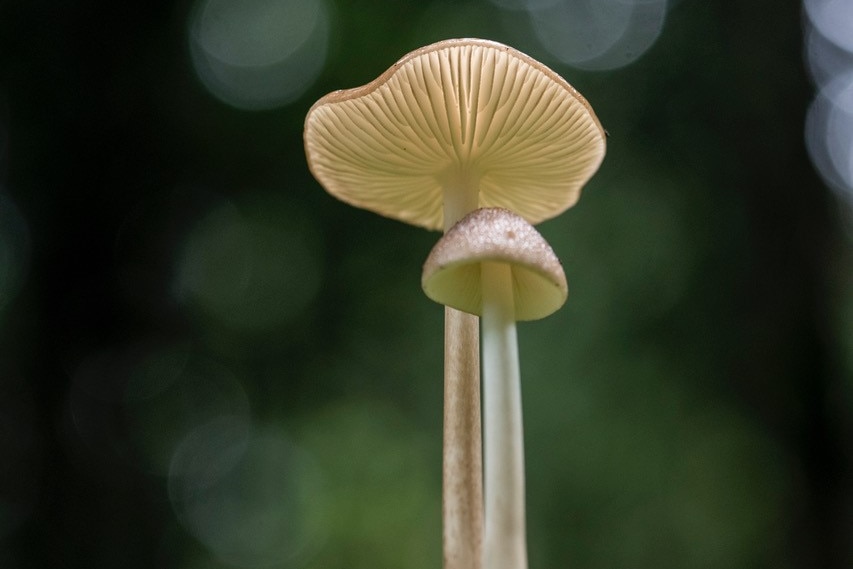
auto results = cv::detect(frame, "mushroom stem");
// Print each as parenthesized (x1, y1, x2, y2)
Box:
(442, 184, 483, 569)
(443, 307, 483, 569)
(443, 181, 479, 232)
(481, 261, 528, 569)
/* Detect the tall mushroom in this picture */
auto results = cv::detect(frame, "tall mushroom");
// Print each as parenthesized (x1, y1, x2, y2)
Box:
(422, 207, 568, 569)
(304, 38, 605, 569)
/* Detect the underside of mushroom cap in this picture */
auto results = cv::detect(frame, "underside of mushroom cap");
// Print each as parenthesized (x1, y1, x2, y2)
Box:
(422, 207, 568, 321)
(304, 38, 606, 231)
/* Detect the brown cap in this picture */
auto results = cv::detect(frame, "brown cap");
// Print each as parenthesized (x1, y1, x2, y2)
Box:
(422, 207, 568, 321)
(304, 38, 606, 231)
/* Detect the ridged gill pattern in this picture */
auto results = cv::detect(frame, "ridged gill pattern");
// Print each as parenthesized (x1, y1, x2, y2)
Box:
(304, 39, 606, 231)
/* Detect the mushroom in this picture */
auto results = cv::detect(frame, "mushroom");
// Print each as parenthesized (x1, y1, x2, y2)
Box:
(422, 207, 568, 569)
(304, 38, 605, 569)
(304, 38, 605, 232)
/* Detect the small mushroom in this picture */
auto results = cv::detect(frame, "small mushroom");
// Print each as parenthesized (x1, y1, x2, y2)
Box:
(422, 207, 568, 569)
(304, 38, 603, 569)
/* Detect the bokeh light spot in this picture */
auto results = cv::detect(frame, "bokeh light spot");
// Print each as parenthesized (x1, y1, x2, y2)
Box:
(125, 348, 251, 476)
(804, 0, 853, 212)
(507, 0, 667, 71)
(806, 72, 853, 204)
(189, 0, 330, 110)
(804, 0, 853, 54)
(174, 193, 322, 332)
(63, 348, 143, 474)
(804, 24, 853, 90)
(169, 424, 326, 567)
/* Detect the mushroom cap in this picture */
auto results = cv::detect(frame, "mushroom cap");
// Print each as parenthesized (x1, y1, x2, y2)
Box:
(304, 38, 606, 231)
(422, 207, 568, 321)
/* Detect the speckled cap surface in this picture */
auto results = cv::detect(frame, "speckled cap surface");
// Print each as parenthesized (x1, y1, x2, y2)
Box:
(422, 207, 567, 320)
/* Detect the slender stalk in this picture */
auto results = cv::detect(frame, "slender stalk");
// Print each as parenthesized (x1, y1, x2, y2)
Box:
(481, 262, 527, 569)
(442, 182, 482, 569)
(443, 307, 483, 569)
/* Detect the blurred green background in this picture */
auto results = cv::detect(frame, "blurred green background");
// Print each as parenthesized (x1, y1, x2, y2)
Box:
(1, 0, 852, 567)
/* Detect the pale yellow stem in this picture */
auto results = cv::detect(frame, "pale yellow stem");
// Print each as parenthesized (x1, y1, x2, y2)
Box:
(481, 262, 527, 569)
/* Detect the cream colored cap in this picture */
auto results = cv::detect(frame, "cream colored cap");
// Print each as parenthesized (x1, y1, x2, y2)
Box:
(422, 207, 567, 321)
(304, 38, 606, 231)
